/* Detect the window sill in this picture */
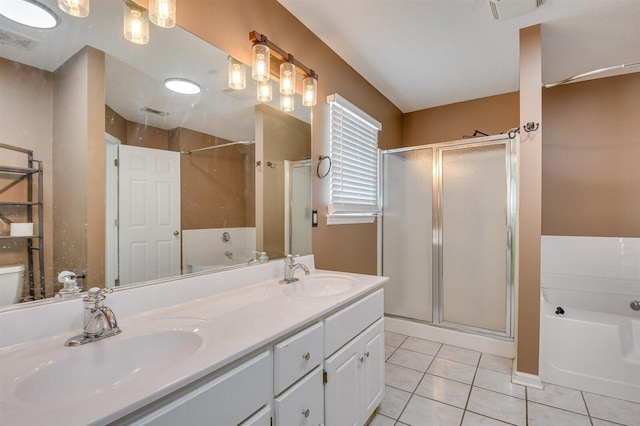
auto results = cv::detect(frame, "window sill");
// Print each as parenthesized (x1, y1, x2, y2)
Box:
(326, 215, 376, 225)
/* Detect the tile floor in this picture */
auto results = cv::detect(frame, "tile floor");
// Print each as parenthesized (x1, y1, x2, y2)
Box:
(371, 331, 640, 426)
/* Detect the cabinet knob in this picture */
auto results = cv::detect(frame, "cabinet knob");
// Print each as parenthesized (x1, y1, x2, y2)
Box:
(359, 356, 365, 363)
(301, 408, 310, 418)
(302, 352, 311, 361)
(364, 351, 370, 358)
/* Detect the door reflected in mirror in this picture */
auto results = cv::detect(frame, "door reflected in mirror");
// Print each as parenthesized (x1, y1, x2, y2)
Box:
(0, 0, 311, 308)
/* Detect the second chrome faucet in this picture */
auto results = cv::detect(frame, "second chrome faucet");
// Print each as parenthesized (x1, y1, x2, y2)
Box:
(280, 254, 310, 284)
(64, 287, 121, 347)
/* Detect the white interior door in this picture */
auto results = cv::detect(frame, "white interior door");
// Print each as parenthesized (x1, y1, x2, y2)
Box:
(118, 145, 180, 285)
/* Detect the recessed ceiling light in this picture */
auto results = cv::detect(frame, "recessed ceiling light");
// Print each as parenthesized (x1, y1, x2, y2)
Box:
(0, 0, 59, 29)
(164, 78, 201, 95)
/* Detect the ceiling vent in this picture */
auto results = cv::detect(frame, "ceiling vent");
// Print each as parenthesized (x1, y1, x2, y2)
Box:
(489, 0, 545, 20)
(0, 28, 37, 50)
(140, 106, 169, 116)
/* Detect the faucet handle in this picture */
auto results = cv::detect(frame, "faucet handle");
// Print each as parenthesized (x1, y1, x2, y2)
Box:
(83, 287, 112, 304)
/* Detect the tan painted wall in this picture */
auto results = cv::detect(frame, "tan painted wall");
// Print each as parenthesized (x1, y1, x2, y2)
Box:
(542, 73, 640, 237)
(175, 0, 404, 274)
(256, 104, 311, 259)
(52, 47, 105, 293)
(404, 92, 520, 146)
(168, 127, 255, 230)
(126, 122, 169, 150)
(105, 105, 127, 143)
(0, 58, 54, 299)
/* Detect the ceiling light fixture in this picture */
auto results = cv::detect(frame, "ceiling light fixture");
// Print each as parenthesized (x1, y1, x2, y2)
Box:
(0, 0, 59, 29)
(249, 31, 319, 110)
(228, 56, 246, 90)
(149, 0, 175, 28)
(257, 80, 272, 102)
(123, 0, 149, 45)
(57, 0, 89, 18)
(164, 78, 201, 95)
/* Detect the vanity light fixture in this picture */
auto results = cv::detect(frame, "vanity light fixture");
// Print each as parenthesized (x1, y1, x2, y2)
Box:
(228, 56, 246, 90)
(0, 0, 59, 29)
(123, 0, 149, 45)
(57, 0, 89, 18)
(302, 73, 318, 107)
(252, 43, 270, 82)
(249, 31, 319, 109)
(280, 93, 294, 112)
(257, 79, 273, 102)
(279, 60, 296, 96)
(149, 0, 175, 28)
(164, 78, 201, 95)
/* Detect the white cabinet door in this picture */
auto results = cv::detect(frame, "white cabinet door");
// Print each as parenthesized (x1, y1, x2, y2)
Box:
(324, 336, 360, 426)
(360, 318, 385, 421)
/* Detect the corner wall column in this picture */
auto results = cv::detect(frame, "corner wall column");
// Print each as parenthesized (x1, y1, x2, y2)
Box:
(516, 25, 542, 377)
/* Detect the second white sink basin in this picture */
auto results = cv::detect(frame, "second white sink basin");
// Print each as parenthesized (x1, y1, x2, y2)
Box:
(283, 273, 358, 298)
(15, 329, 203, 403)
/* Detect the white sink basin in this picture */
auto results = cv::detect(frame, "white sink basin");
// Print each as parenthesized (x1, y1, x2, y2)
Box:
(15, 329, 203, 403)
(283, 274, 358, 298)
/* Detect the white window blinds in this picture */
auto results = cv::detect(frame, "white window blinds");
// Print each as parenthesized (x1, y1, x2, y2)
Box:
(328, 94, 382, 217)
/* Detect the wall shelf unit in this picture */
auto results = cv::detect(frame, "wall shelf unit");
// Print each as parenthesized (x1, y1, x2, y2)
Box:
(0, 143, 45, 301)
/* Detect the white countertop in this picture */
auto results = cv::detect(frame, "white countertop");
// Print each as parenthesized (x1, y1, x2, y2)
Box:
(0, 268, 386, 425)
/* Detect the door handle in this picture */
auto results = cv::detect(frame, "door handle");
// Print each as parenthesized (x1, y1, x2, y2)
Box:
(173, 230, 180, 236)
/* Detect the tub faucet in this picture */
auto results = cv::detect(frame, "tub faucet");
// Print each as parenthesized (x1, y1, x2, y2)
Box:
(64, 287, 121, 347)
(281, 254, 310, 284)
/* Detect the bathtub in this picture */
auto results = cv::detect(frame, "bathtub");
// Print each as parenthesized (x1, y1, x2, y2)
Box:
(540, 236, 640, 403)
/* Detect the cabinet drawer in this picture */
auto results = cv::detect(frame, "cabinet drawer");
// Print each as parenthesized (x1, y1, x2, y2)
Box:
(240, 404, 271, 426)
(126, 350, 273, 425)
(324, 289, 384, 357)
(274, 322, 323, 394)
(274, 367, 324, 426)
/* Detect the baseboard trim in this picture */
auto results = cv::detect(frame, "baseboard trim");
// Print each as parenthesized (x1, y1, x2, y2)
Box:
(512, 368, 543, 389)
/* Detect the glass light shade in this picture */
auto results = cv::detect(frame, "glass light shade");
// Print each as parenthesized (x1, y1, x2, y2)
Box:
(279, 62, 296, 96)
(57, 0, 89, 18)
(228, 56, 246, 90)
(252, 44, 270, 82)
(123, 1, 149, 45)
(164, 78, 201, 95)
(149, 0, 175, 28)
(302, 76, 317, 107)
(257, 80, 272, 102)
(0, 0, 59, 28)
(280, 94, 294, 112)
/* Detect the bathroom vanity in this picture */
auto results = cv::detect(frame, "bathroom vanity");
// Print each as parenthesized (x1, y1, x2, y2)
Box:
(0, 256, 387, 425)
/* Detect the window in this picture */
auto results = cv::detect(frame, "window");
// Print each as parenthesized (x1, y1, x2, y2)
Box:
(327, 94, 382, 224)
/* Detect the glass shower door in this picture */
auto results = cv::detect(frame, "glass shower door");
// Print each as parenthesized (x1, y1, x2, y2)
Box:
(382, 148, 433, 322)
(437, 142, 511, 335)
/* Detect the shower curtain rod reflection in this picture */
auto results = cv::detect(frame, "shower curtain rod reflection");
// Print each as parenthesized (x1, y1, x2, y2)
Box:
(180, 140, 255, 155)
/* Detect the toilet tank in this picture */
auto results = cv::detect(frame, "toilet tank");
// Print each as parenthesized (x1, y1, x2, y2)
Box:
(0, 264, 25, 306)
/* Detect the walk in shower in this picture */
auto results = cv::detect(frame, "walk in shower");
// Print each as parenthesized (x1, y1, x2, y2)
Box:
(381, 134, 517, 339)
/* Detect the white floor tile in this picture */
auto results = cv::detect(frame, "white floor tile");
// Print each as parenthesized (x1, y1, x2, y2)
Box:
(385, 344, 397, 360)
(478, 353, 513, 375)
(385, 362, 424, 393)
(415, 373, 471, 408)
(592, 419, 628, 426)
(527, 383, 587, 415)
(438, 344, 481, 366)
(385, 331, 408, 347)
(528, 402, 591, 426)
(399, 394, 463, 426)
(380, 385, 411, 419)
(388, 348, 434, 372)
(427, 357, 477, 384)
(474, 368, 525, 399)
(462, 411, 513, 425)
(467, 387, 526, 426)
(584, 392, 640, 426)
(368, 413, 396, 426)
(400, 337, 442, 356)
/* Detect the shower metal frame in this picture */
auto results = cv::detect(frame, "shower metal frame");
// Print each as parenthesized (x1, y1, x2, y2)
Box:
(380, 134, 518, 340)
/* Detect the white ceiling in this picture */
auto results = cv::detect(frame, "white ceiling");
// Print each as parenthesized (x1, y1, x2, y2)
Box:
(0, 0, 308, 142)
(278, 0, 640, 113)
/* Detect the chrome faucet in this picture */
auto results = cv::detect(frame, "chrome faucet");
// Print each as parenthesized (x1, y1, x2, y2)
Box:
(280, 254, 310, 284)
(64, 287, 121, 347)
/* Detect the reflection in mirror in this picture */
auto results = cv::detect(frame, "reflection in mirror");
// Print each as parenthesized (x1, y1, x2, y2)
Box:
(0, 0, 311, 308)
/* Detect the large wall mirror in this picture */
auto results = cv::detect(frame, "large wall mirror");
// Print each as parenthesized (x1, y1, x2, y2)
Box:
(0, 0, 312, 309)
